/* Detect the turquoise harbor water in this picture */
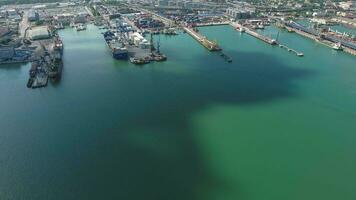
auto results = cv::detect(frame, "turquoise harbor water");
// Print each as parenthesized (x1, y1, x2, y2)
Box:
(0, 25, 356, 200)
(332, 24, 356, 36)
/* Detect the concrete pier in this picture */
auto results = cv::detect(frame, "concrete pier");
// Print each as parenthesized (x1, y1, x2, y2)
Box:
(230, 22, 304, 57)
(230, 22, 276, 45)
(183, 27, 221, 51)
(245, 28, 277, 45)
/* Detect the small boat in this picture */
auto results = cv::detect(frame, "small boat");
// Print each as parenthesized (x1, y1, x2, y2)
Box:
(297, 53, 304, 57)
(75, 24, 86, 31)
(27, 78, 34, 88)
(130, 57, 150, 65)
(153, 54, 167, 61)
(286, 27, 295, 33)
(236, 27, 245, 32)
(332, 42, 343, 51)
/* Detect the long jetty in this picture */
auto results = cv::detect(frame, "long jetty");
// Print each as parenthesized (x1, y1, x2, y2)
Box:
(230, 22, 304, 57)
(245, 28, 277, 45)
(282, 22, 356, 56)
(278, 44, 304, 56)
(231, 22, 277, 45)
(183, 27, 221, 51)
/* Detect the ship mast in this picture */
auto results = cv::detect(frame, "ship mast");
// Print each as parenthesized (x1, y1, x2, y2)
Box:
(150, 33, 155, 53)
(157, 36, 161, 54)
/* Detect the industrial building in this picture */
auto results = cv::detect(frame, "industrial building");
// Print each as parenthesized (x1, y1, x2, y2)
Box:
(29, 26, 50, 40)
(54, 13, 74, 25)
(27, 10, 39, 22)
(6, 9, 21, 21)
(73, 13, 87, 24)
(130, 32, 150, 49)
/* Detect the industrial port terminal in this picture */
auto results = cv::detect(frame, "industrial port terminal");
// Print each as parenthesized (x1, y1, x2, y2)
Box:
(1, 0, 355, 89)
(281, 21, 356, 56)
(1, 2, 356, 200)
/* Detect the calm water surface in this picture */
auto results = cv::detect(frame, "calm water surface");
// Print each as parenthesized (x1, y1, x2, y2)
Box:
(0, 25, 355, 200)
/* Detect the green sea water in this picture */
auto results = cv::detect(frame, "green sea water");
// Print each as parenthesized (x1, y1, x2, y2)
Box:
(0, 24, 355, 200)
(331, 24, 356, 36)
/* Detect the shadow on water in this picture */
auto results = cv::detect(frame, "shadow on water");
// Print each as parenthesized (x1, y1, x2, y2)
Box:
(50, 51, 315, 200)
(2, 30, 315, 200)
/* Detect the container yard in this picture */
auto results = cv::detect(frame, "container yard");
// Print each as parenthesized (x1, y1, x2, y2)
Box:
(100, 10, 167, 65)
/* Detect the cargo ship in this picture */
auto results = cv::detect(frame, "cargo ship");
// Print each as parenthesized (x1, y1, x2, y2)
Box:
(103, 31, 128, 60)
(49, 35, 63, 80)
(53, 35, 63, 55)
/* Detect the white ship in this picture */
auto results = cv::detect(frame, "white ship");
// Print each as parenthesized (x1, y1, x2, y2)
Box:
(332, 42, 343, 51)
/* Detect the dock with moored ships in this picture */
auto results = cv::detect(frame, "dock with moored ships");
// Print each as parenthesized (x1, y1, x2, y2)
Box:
(230, 22, 304, 57)
(280, 21, 356, 56)
(102, 17, 167, 65)
(27, 35, 64, 89)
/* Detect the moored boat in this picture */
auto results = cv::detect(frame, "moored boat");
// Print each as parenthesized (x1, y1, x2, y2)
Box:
(332, 42, 343, 51)
(103, 31, 129, 60)
(75, 24, 86, 31)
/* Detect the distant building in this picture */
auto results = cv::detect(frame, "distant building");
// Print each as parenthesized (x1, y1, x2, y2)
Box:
(184, 2, 204, 9)
(0, 10, 7, 18)
(6, 9, 21, 22)
(168, 1, 177, 7)
(73, 14, 87, 24)
(338, 1, 355, 10)
(0, 48, 15, 61)
(0, 27, 11, 38)
(32, 5, 47, 10)
(226, 7, 255, 19)
(157, 0, 169, 6)
(54, 13, 74, 25)
(28, 10, 39, 22)
(226, 1, 256, 20)
(208, 0, 226, 3)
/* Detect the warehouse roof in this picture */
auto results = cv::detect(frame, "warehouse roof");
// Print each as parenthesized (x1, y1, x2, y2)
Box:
(29, 26, 50, 40)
